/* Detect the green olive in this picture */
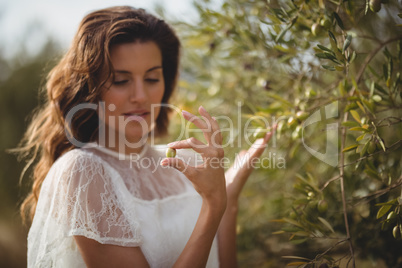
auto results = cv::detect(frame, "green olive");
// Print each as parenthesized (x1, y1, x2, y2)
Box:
(287, 116, 298, 127)
(320, 17, 331, 29)
(392, 225, 401, 240)
(166, 148, 176, 158)
(367, 140, 377, 154)
(311, 23, 322, 36)
(387, 211, 397, 224)
(370, 0, 381, 12)
(318, 200, 329, 213)
(296, 111, 309, 121)
(289, 211, 298, 220)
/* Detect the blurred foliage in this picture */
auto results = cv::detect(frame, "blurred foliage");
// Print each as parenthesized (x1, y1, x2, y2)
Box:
(169, 0, 402, 267)
(0, 40, 60, 268)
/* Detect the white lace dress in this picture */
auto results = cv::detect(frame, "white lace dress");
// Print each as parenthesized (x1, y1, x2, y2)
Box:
(27, 143, 220, 267)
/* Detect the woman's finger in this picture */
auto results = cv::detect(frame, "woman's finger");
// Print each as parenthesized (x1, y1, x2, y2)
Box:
(198, 106, 222, 147)
(182, 110, 211, 132)
(160, 157, 196, 179)
(167, 137, 208, 155)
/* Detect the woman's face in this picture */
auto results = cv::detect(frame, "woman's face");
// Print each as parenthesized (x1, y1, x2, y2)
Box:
(100, 41, 165, 148)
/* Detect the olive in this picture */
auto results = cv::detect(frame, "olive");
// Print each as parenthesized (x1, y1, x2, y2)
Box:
(320, 17, 331, 29)
(296, 111, 309, 121)
(311, 23, 322, 36)
(287, 116, 298, 127)
(367, 140, 377, 154)
(370, 0, 381, 12)
(318, 200, 329, 213)
(392, 225, 401, 240)
(387, 211, 397, 221)
(166, 148, 176, 158)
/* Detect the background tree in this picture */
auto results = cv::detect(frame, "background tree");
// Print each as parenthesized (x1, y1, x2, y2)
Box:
(170, 0, 402, 267)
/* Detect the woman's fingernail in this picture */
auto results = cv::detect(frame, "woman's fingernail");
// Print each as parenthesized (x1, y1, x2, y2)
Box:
(167, 142, 176, 147)
(160, 159, 169, 166)
(199, 106, 206, 113)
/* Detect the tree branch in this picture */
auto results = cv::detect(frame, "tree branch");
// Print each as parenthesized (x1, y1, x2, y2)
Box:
(356, 35, 402, 84)
(339, 111, 355, 268)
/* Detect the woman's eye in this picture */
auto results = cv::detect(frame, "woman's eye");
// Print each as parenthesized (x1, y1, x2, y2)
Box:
(146, 78, 160, 83)
(113, 80, 128, 85)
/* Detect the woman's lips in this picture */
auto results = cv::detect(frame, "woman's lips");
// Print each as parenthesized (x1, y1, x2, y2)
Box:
(123, 112, 150, 121)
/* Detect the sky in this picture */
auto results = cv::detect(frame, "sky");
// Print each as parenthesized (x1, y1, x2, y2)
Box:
(0, 0, 204, 58)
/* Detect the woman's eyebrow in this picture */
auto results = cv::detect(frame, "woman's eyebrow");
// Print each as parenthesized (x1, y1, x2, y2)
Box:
(114, 66, 163, 74)
(146, 66, 163, 73)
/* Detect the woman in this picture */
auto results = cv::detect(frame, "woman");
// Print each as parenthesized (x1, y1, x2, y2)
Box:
(17, 6, 273, 268)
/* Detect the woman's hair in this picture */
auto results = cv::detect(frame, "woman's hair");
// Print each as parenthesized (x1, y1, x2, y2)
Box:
(17, 6, 181, 223)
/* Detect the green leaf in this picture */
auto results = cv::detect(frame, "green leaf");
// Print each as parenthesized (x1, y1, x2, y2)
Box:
(377, 205, 392, 219)
(321, 65, 336, 71)
(350, 110, 361, 124)
(282, 256, 312, 262)
(370, 81, 375, 97)
(328, 31, 338, 49)
(342, 144, 358, 152)
(356, 133, 366, 142)
(342, 35, 352, 53)
(322, 65, 336, 71)
(317, 44, 333, 53)
(364, 168, 381, 180)
(318, 217, 335, 233)
(283, 218, 304, 228)
(360, 140, 370, 156)
(376, 199, 398, 206)
(348, 51, 356, 63)
(265, 92, 293, 107)
(292, 231, 310, 237)
(316, 53, 329, 59)
(379, 138, 386, 151)
(356, 101, 365, 113)
(333, 12, 344, 30)
(349, 127, 370, 133)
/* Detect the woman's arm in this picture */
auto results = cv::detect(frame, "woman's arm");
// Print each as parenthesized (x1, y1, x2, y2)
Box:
(74, 236, 150, 268)
(218, 131, 274, 267)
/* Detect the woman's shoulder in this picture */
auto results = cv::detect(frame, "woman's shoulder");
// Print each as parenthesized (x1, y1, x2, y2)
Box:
(54, 145, 104, 168)
(48, 145, 112, 183)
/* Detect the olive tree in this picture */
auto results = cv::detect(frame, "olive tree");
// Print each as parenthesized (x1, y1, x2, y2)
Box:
(172, 0, 402, 267)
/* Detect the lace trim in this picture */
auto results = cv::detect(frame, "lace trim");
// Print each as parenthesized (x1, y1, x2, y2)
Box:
(84, 142, 148, 160)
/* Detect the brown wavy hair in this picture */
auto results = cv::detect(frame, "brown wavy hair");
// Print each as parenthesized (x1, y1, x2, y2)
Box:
(16, 6, 181, 224)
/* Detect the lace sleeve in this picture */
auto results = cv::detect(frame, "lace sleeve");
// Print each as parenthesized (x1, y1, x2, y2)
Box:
(50, 150, 142, 247)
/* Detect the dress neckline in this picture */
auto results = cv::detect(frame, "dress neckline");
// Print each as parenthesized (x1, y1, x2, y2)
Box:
(85, 142, 148, 160)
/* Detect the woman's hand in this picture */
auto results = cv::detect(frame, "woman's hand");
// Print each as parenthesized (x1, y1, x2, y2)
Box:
(160, 106, 228, 268)
(225, 127, 275, 204)
(160, 106, 226, 210)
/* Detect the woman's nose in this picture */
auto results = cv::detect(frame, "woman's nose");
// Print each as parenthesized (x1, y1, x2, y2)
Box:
(129, 80, 147, 103)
